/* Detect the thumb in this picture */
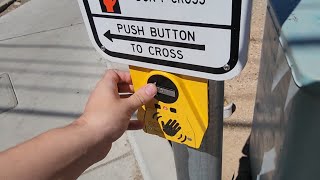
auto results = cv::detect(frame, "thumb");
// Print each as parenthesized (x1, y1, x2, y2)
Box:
(126, 83, 157, 112)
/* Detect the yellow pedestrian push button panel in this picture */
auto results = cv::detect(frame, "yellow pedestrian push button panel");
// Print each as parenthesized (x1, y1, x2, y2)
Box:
(130, 66, 208, 149)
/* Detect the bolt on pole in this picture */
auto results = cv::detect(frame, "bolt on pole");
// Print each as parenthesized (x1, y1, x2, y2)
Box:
(172, 80, 224, 180)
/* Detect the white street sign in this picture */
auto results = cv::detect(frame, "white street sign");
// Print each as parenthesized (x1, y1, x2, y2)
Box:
(78, 0, 252, 80)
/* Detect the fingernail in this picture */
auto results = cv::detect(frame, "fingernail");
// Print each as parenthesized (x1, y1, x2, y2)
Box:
(145, 84, 157, 96)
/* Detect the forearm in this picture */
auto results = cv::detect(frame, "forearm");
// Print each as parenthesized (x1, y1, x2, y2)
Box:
(0, 70, 156, 180)
(0, 119, 111, 180)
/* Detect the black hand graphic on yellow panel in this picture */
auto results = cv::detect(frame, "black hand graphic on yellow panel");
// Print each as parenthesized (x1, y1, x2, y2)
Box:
(161, 119, 181, 136)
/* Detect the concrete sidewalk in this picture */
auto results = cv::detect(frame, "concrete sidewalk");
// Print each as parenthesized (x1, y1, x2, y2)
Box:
(0, 0, 176, 179)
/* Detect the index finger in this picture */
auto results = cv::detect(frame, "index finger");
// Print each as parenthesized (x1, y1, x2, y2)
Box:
(103, 69, 133, 85)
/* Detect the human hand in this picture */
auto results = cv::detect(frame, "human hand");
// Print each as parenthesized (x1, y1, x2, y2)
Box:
(0, 70, 156, 180)
(78, 70, 157, 143)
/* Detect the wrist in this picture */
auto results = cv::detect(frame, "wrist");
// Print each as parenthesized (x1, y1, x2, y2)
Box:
(71, 117, 111, 148)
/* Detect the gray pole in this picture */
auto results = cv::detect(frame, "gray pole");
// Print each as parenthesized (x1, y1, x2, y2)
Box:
(172, 80, 224, 180)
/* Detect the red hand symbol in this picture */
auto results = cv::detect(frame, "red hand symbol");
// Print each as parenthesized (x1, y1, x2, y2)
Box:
(103, 0, 117, 12)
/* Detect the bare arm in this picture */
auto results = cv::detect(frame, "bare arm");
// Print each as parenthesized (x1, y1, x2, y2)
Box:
(0, 70, 157, 180)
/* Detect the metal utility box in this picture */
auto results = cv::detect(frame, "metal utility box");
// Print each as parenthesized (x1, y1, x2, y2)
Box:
(250, 0, 320, 179)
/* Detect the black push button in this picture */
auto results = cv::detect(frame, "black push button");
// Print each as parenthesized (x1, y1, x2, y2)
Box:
(147, 75, 179, 104)
(155, 104, 161, 109)
(170, 108, 176, 113)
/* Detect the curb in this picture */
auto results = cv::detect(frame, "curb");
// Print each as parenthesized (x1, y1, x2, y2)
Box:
(126, 132, 153, 180)
(0, 0, 15, 13)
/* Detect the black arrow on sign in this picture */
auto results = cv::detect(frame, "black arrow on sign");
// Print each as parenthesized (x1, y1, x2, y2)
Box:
(104, 30, 205, 51)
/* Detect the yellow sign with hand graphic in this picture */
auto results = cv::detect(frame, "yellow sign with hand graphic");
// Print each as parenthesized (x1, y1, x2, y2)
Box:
(130, 66, 208, 149)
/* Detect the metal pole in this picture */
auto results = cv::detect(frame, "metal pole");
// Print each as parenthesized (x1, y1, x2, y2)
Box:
(172, 80, 224, 180)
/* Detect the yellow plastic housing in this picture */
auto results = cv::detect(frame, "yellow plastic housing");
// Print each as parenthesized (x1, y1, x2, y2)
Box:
(130, 66, 208, 148)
